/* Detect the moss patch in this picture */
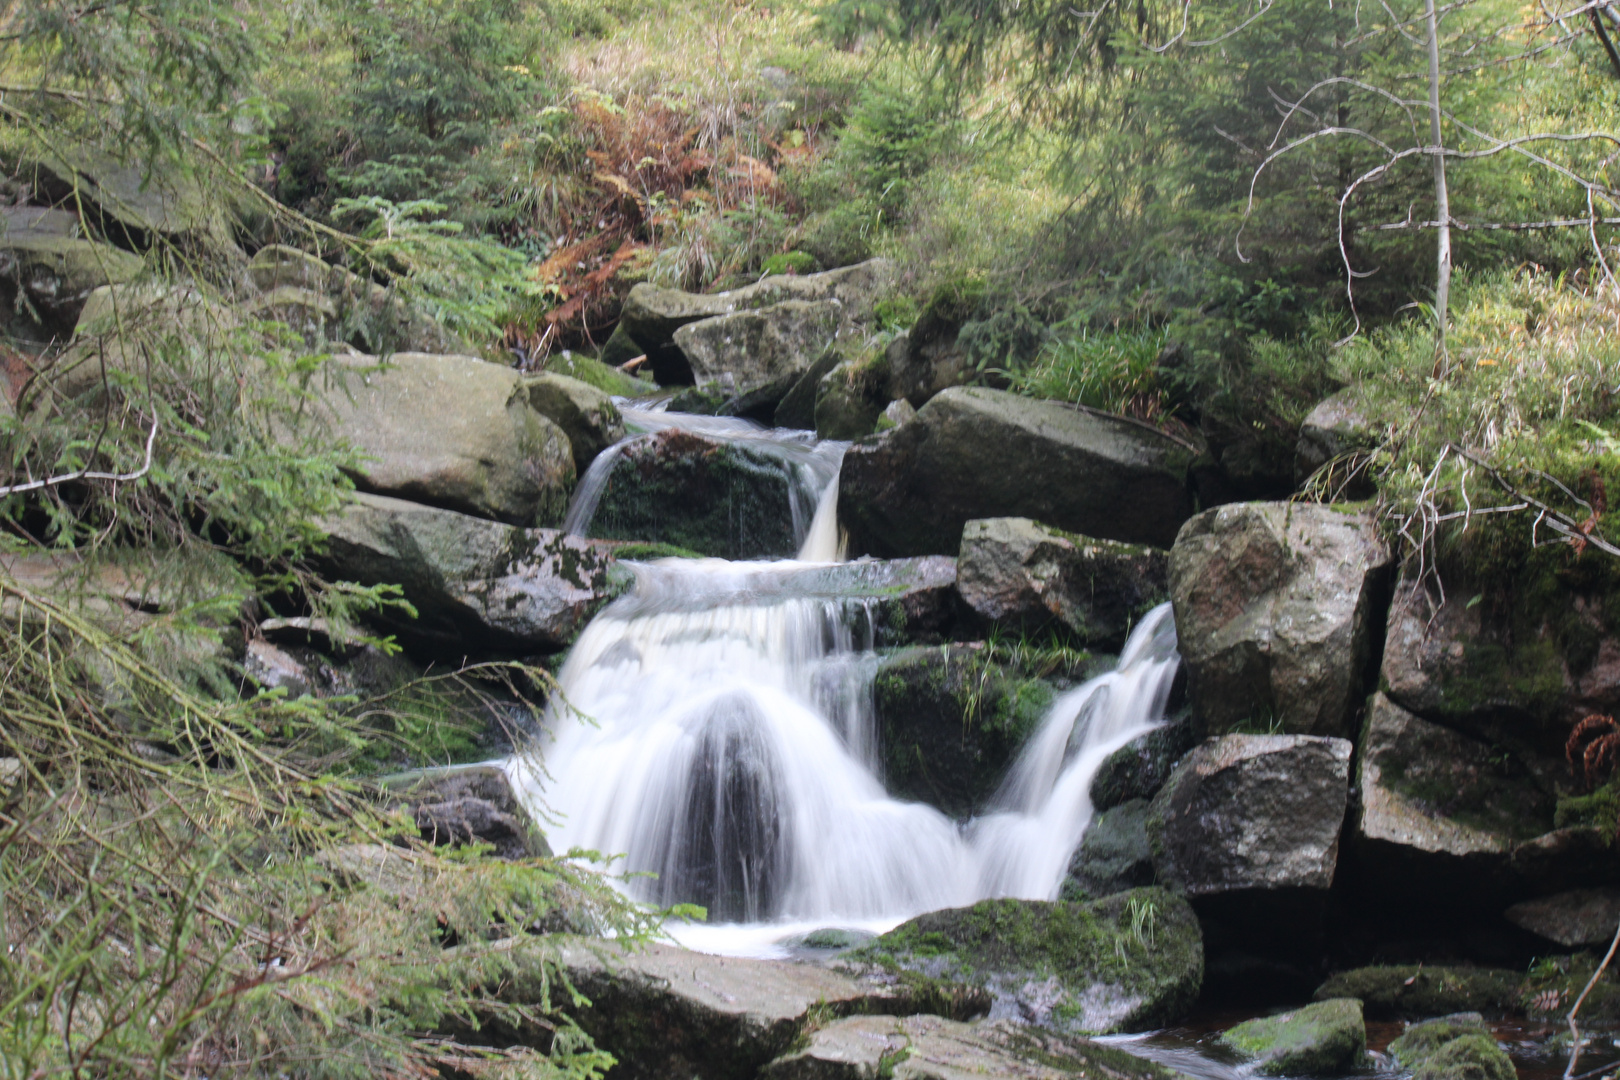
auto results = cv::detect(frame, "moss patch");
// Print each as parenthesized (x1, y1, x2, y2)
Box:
(1388, 1014, 1514, 1080)
(1314, 966, 1522, 1019)
(1219, 998, 1366, 1075)
(844, 888, 1202, 1035)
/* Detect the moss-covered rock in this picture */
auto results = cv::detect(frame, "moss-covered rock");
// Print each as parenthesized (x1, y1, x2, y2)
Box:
(1218, 998, 1367, 1075)
(674, 298, 843, 398)
(841, 888, 1203, 1035)
(516, 372, 624, 473)
(873, 643, 1056, 816)
(1063, 798, 1156, 900)
(1090, 718, 1198, 812)
(814, 358, 884, 440)
(772, 344, 843, 430)
(1388, 1014, 1514, 1080)
(588, 428, 803, 558)
(0, 213, 143, 340)
(1313, 966, 1522, 1019)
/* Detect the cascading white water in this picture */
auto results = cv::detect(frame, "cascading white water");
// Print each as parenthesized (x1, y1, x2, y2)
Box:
(508, 410, 1180, 957)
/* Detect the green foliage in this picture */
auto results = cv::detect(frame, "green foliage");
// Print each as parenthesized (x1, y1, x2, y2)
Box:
(0, 581, 661, 1078)
(1006, 326, 1167, 415)
(760, 250, 819, 277)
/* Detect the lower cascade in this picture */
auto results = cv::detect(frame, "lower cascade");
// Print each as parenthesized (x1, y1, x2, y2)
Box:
(509, 415, 1181, 953)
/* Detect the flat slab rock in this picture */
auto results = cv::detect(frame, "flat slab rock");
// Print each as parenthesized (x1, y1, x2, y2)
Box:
(544, 939, 985, 1080)
(763, 1014, 1178, 1080)
(1505, 887, 1620, 947)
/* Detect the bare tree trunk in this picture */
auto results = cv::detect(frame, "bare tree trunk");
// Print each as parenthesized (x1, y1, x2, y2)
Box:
(1425, 0, 1452, 354)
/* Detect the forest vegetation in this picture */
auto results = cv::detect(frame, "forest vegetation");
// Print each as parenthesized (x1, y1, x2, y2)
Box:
(1, 0, 1619, 1074)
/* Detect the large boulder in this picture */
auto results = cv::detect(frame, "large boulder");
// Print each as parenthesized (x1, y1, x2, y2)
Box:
(516, 938, 983, 1080)
(814, 359, 884, 440)
(514, 372, 624, 473)
(617, 259, 893, 385)
(1148, 734, 1352, 898)
(674, 299, 844, 398)
(874, 644, 1057, 816)
(0, 208, 142, 341)
(301, 353, 576, 527)
(1313, 966, 1523, 1019)
(1169, 502, 1393, 739)
(1218, 998, 1366, 1076)
(842, 888, 1203, 1035)
(772, 344, 843, 430)
(584, 429, 803, 558)
(317, 491, 627, 652)
(763, 1015, 1179, 1080)
(840, 388, 1199, 557)
(1387, 1014, 1515, 1080)
(957, 518, 1168, 646)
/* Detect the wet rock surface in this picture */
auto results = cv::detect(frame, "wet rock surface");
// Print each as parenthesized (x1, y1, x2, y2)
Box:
(842, 888, 1203, 1035)
(1149, 734, 1352, 897)
(1063, 798, 1156, 900)
(957, 517, 1169, 646)
(840, 387, 1199, 557)
(762, 1014, 1180, 1080)
(1169, 502, 1392, 739)
(1090, 719, 1198, 812)
(532, 937, 983, 1080)
(318, 491, 626, 651)
(873, 644, 1058, 816)
(588, 428, 803, 558)
(1218, 997, 1367, 1075)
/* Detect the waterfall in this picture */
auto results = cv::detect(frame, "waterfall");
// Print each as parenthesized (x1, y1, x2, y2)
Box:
(508, 410, 1180, 956)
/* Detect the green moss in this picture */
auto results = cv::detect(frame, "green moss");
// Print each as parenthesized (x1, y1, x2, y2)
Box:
(1314, 966, 1522, 1019)
(1519, 954, 1620, 1024)
(760, 251, 819, 277)
(1219, 998, 1366, 1076)
(609, 541, 704, 560)
(545, 351, 647, 397)
(1388, 1016, 1514, 1080)
(846, 888, 1203, 1034)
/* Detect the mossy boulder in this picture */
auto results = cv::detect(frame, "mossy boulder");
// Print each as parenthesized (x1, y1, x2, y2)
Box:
(546, 349, 648, 397)
(873, 644, 1057, 816)
(1169, 501, 1393, 739)
(587, 429, 802, 558)
(1387, 1013, 1514, 1080)
(1091, 719, 1199, 812)
(842, 888, 1203, 1035)
(1295, 387, 1381, 490)
(1312, 966, 1522, 1019)
(957, 517, 1169, 647)
(814, 359, 884, 440)
(1063, 798, 1156, 900)
(17, 145, 237, 254)
(840, 387, 1199, 557)
(1218, 998, 1367, 1075)
(1356, 692, 1558, 898)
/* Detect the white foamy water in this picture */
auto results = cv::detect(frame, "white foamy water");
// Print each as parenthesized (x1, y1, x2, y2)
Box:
(508, 409, 1179, 958)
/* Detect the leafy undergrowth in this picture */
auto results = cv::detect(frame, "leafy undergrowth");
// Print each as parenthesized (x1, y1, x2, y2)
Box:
(0, 580, 662, 1079)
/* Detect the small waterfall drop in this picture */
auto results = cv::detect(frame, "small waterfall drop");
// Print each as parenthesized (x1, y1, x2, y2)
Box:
(509, 409, 1180, 956)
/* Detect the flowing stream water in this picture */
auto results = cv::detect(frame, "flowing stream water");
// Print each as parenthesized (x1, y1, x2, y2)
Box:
(508, 408, 1182, 958)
